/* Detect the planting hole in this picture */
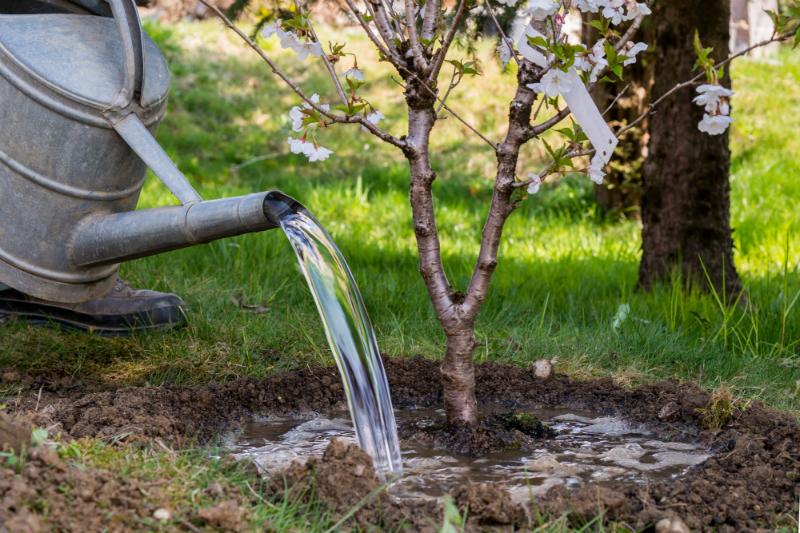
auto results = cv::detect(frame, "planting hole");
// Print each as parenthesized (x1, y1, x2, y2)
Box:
(230, 407, 710, 503)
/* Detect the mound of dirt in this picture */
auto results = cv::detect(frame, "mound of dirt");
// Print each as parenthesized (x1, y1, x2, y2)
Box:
(3, 356, 799, 530)
(265, 438, 438, 530)
(0, 417, 152, 532)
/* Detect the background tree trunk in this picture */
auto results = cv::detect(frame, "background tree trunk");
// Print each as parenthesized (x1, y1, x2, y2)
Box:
(639, 0, 743, 297)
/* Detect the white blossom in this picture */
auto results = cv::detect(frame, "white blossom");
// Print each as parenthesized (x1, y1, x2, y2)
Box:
(287, 93, 330, 133)
(525, 0, 559, 20)
(693, 84, 734, 112)
(698, 114, 732, 136)
(622, 42, 648, 66)
(624, 0, 651, 19)
(288, 106, 305, 132)
(344, 67, 364, 81)
(365, 110, 384, 125)
(576, 39, 608, 84)
(601, 0, 625, 25)
(694, 83, 734, 135)
(526, 173, 542, 194)
(261, 22, 280, 38)
(527, 68, 574, 98)
(587, 154, 606, 185)
(287, 136, 333, 162)
(497, 40, 513, 68)
(261, 20, 322, 61)
(575, 0, 600, 13)
(495, 0, 518, 6)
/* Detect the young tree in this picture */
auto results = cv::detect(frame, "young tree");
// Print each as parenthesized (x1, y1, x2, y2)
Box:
(201, 0, 798, 426)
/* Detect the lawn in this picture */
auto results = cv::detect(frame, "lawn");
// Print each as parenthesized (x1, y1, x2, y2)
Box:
(0, 17, 798, 532)
(2, 19, 797, 412)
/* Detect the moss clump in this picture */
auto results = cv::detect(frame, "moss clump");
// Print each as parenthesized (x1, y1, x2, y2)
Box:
(494, 413, 556, 439)
(698, 385, 736, 431)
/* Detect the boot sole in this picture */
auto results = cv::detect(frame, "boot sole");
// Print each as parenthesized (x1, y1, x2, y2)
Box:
(0, 300, 187, 337)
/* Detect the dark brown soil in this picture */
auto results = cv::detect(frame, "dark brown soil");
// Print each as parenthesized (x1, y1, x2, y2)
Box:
(401, 411, 556, 455)
(0, 416, 151, 532)
(2, 356, 799, 531)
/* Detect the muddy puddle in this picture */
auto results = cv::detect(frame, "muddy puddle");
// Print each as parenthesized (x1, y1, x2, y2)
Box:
(229, 407, 710, 504)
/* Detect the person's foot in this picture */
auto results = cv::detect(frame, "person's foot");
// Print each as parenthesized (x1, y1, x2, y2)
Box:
(0, 278, 187, 335)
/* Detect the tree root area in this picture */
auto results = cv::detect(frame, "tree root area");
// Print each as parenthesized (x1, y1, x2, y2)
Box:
(2, 356, 799, 531)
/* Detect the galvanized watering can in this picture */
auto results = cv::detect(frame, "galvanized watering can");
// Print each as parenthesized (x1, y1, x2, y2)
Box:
(0, 0, 285, 304)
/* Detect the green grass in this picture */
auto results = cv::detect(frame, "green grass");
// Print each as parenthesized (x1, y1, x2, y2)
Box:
(1, 20, 798, 414)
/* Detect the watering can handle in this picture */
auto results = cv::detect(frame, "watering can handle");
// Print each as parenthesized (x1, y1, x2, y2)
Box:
(102, 0, 204, 205)
(106, 0, 144, 109)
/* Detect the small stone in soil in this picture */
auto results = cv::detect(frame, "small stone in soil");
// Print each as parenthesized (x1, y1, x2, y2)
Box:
(655, 516, 690, 533)
(152, 508, 171, 521)
(532, 359, 554, 379)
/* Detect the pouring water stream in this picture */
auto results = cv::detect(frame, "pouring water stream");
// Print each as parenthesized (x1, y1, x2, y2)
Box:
(264, 192, 403, 477)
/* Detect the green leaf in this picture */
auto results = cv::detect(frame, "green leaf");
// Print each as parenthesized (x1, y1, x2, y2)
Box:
(30, 428, 48, 447)
(527, 35, 549, 49)
(440, 496, 464, 533)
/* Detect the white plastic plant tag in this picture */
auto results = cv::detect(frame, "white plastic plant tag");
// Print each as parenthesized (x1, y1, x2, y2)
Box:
(517, 25, 618, 165)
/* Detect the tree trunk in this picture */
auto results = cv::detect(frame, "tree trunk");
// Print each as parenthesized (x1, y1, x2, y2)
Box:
(404, 78, 481, 427)
(639, 0, 743, 297)
(441, 329, 478, 425)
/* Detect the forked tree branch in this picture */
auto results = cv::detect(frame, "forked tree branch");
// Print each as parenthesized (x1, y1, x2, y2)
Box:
(200, 0, 407, 149)
(405, 0, 430, 71)
(428, 0, 470, 81)
(341, 0, 403, 64)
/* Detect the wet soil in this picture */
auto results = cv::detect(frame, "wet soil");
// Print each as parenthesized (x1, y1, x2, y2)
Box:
(401, 410, 557, 456)
(2, 356, 799, 531)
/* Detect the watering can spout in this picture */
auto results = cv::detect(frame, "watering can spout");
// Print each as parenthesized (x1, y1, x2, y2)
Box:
(70, 191, 294, 268)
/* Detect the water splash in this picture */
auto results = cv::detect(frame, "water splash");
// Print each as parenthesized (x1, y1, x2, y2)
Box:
(264, 192, 403, 477)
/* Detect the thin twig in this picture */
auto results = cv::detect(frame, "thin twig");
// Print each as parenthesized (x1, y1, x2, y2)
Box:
(428, 0, 469, 80)
(34, 386, 42, 412)
(200, 0, 406, 149)
(341, 0, 401, 64)
(618, 30, 795, 137)
(435, 64, 460, 114)
(602, 83, 631, 116)
(484, 0, 520, 65)
(176, 518, 204, 533)
(391, 75, 498, 150)
(306, 19, 349, 106)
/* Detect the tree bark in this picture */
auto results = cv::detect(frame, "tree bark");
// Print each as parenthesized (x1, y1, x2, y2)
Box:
(442, 330, 478, 425)
(639, 0, 743, 297)
(404, 77, 481, 426)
